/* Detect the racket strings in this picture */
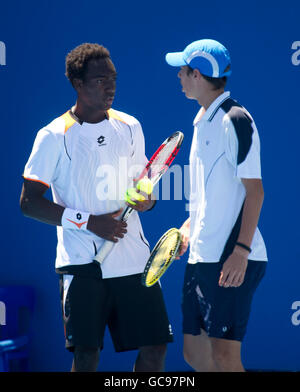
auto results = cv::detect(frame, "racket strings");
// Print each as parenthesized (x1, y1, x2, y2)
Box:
(145, 232, 180, 285)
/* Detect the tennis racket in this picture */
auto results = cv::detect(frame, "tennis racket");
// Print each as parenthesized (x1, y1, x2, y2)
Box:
(141, 228, 182, 287)
(94, 131, 184, 264)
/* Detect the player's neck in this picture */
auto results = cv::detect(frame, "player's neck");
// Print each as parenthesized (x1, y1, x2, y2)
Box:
(72, 101, 107, 124)
(197, 89, 224, 110)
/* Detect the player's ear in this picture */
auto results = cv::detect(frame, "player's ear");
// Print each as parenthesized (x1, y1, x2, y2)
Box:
(193, 69, 202, 80)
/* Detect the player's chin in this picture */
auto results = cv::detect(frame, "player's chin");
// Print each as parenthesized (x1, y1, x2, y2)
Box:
(104, 97, 114, 109)
(185, 93, 195, 100)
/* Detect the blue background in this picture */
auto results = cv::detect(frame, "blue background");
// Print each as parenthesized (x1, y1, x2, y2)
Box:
(1, 0, 299, 371)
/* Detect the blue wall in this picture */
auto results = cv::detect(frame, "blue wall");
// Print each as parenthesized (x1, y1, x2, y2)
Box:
(1, 0, 299, 371)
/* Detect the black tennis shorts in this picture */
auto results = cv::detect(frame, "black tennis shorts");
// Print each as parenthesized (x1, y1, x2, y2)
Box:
(59, 271, 173, 352)
(182, 260, 267, 341)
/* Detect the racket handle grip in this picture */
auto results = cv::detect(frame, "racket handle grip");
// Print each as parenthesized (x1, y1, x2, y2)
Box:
(93, 205, 133, 264)
(94, 240, 115, 264)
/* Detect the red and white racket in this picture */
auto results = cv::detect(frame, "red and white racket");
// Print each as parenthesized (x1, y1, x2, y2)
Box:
(94, 131, 184, 264)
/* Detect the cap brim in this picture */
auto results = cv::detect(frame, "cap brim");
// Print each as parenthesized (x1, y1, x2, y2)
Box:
(165, 52, 186, 67)
(222, 69, 232, 77)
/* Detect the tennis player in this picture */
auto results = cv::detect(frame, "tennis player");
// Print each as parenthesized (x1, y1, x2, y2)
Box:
(165, 39, 267, 371)
(20, 43, 173, 372)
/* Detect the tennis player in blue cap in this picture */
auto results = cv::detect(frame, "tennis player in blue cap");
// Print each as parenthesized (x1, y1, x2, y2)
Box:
(166, 39, 268, 371)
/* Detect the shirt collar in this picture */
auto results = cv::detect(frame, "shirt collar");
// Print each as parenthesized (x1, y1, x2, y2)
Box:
(193, 91, 230, 126)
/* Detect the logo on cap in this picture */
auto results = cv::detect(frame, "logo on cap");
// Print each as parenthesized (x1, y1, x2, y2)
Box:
(165, 39, 232, 78)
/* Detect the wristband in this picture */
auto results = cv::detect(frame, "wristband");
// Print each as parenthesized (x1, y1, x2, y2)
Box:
(235, 242, 252, 253)
(61, 208, 90, 230)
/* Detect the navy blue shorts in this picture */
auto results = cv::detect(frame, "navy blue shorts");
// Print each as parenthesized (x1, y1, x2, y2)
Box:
(182, 260, 266, 341)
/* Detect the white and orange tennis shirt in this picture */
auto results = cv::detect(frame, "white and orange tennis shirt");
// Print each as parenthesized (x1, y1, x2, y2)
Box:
(23, 109, 151, 278)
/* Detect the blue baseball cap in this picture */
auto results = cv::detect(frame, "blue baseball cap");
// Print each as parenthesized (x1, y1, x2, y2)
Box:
(165, 39, 232, 78)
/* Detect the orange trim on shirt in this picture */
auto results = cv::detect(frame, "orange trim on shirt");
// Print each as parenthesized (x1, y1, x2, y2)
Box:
(66, 219, 88, 229)
(107, 109, 128, 125)
(23, 177, 50, 188)
(60, 111, 77, 133)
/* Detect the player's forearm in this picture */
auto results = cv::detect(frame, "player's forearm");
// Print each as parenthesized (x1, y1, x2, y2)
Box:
(180, 217, 190, 237)
(235, 180, 264, 249)
(20, 192, 64, 226)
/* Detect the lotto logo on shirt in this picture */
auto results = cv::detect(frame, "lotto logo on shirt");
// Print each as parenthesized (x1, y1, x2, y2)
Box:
(0, 41, 6, 66)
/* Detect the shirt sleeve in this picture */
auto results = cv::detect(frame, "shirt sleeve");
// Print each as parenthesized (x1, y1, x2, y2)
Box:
(23, 128, 62, 187)
(224, 113, 262, 179)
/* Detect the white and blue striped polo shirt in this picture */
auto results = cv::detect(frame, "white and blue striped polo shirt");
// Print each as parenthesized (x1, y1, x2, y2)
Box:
(188, 91, 267, 264)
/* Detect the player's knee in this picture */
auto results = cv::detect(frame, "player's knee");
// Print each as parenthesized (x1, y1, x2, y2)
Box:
(212, 347, 244, 371)
(211, 347, 231, 367)
(183, 348, 191, 366)
(140, 344, 167, 364)
(183, 345, 197, 367)
(73, 346, 100, 372)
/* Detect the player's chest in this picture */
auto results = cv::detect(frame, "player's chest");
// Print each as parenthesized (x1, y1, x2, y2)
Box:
(65, 123, 134, 166)
(191, 122, 225, 168)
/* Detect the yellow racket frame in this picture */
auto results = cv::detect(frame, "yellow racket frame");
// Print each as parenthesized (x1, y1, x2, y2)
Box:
(141, 228, 182, 287)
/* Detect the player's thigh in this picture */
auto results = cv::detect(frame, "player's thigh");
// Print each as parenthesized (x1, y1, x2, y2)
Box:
(181, 263, 219, 336)
(184, 260, 266, 341)
(209, 337, 245, 371)
(60, 274, 110, 350)
(107, 274, 173, 352)
(183, 329, 212, 362)
(210, 336, 241, 361)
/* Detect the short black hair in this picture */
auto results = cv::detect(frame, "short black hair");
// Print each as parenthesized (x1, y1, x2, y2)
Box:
(186, 64, 230, 90)
(65, 43, 111, 85)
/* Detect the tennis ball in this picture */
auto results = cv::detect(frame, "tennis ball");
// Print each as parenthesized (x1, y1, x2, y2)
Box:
(125, 188, 146, 205)
(136, 177, 154, 195)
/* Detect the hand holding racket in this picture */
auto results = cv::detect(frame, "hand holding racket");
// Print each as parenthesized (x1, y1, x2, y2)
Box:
(124, 179, 155, 212)
(141, 217, 191, 286)
(94, 131, 184, 264)
(175, 219, 190, 259)
(87, 208, 127, 243)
